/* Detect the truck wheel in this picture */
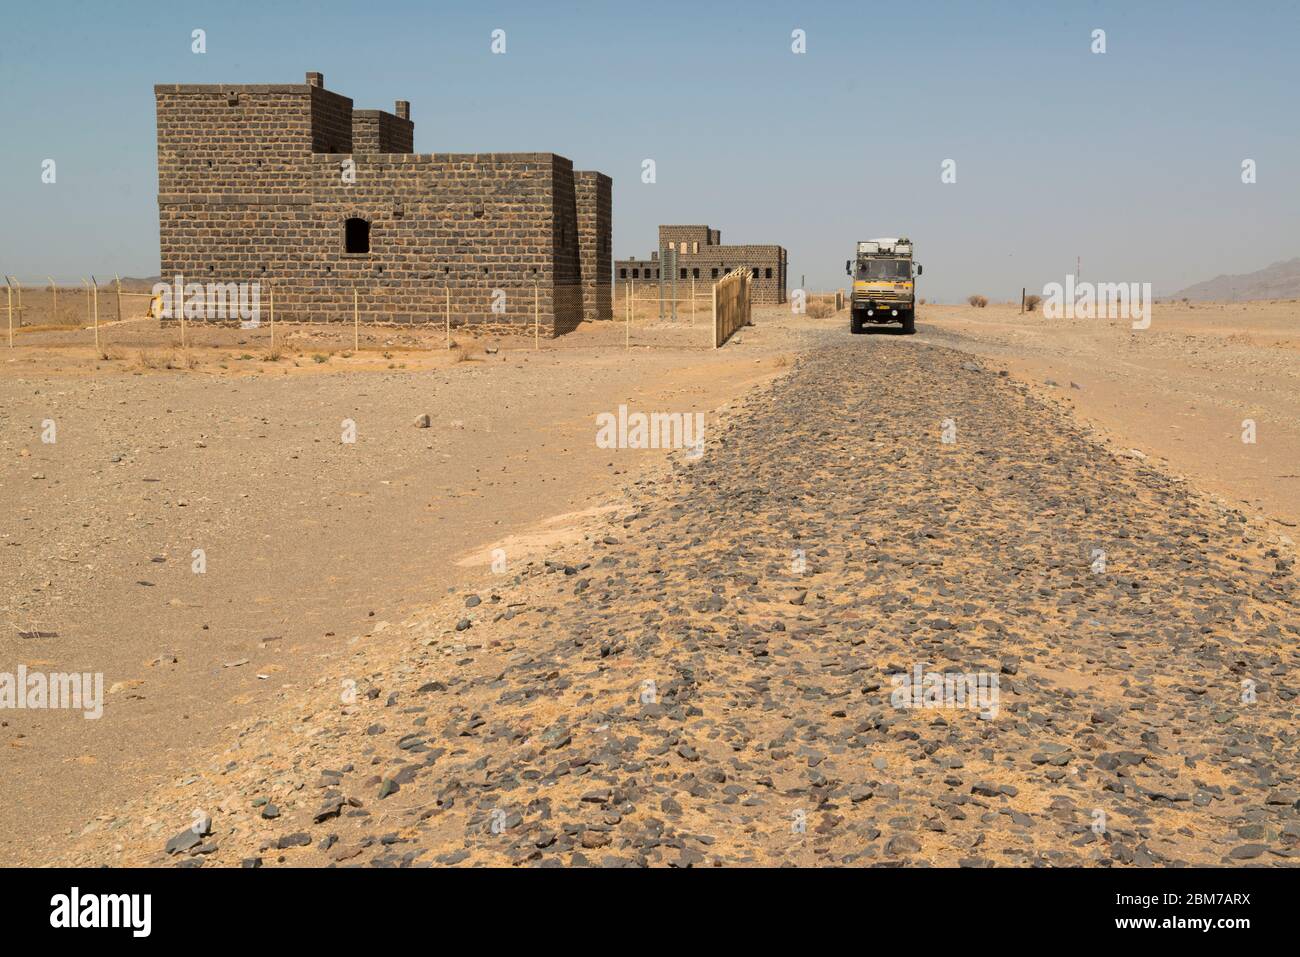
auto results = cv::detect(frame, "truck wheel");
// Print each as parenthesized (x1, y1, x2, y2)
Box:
(850, 313, 864, 334)
(902, 311, 916, 334)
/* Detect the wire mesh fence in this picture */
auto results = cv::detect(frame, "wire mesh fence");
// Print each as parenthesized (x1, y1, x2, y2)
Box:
(4, 277, 154, 328)
(3, 272, 839, 357)
(2, 277, 585, 353)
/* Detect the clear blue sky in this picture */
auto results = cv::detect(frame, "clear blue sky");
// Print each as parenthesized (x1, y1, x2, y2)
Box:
(2, 0, 1297, 299)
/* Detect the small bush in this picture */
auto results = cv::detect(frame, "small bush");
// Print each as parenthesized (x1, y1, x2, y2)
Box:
(1024, 294, 1042, 312)
(805, 300, 833, 319)
(164, 350, 199, 370)
(968, 295, 988, 308)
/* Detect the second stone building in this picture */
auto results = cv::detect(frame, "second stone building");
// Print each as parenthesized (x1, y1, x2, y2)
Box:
(616, 225, 787, 304)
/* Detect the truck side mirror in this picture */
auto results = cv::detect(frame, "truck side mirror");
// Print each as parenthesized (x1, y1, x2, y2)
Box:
(915, 264, 923, 276)
(845, 260, 851, 275)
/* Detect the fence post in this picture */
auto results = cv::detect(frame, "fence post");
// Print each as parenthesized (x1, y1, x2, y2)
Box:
(114, 273, 122, 322)
(82, 278, 90, 328)
(49, 277, 56, 326)
(671, 248, 678, 323)
(625, 278, 630, 351)
(91, 276, 100, 353)
(657, 247, 663, 321)
(1021, 287, 1026, 314)
(269, 282, 275, 350)
(691, 276, 696, 323)
(6, 279, 12, 348)
(533, 283, 539, 350)
(711, 277, 718, 349)
(444, 288, 450, 347)
(353, 287, 359, 350)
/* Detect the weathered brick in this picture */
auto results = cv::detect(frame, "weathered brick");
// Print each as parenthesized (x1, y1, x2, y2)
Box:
(616, 225, 787, 304)
(155, 72, 612, 332)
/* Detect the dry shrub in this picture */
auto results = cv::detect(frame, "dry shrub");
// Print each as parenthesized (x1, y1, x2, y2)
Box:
(968, 295, 988, 308)
(262, 346, 282, 362)
(1024, 294, 1042, 312)
(162, 351, 196, 370)
(805, 300, 833, 319)
(135, 349, 159, 369)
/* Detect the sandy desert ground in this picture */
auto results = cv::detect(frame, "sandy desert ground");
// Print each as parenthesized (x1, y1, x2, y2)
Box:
(1, 300, 1296, 867)
(921, 300, 1300, 531)
(0, 309, 799, 862)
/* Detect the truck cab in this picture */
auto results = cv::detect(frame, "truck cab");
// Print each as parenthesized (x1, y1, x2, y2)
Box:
(846, 238, 921, 334)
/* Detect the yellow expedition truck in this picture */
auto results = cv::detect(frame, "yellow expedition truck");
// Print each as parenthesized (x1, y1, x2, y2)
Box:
(846, 238, 922, 334)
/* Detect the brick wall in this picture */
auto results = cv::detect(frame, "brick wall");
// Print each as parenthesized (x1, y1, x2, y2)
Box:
(352, 108, 414, 154)
(658, 225, 714, 253)
(575, 171, 612, 321)
(617, 224, 787, 303)
(309, 84, 353, 154)
(155, 84, 315, 199)
(155, 73, 611, 333)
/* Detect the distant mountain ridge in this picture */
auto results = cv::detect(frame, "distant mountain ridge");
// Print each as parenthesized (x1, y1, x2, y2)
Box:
(1170, 257, 1300, 301)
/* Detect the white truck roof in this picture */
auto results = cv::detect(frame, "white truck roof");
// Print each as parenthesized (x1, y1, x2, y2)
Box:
(857, 238, 913, 255)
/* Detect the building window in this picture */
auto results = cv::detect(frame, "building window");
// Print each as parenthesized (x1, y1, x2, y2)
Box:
(692, 268, 700, 279)
(680, 268, 687, 279)
(632, 268, 640, 279)
(692, 242, 699, 254)
(752, 267, 759, 279)
(620, 268, 628, 278)
(765, 267, 772, 279)
(711, 268, 719, 279)
(679, 242, 687, 255)
(344, 217, 370, 254)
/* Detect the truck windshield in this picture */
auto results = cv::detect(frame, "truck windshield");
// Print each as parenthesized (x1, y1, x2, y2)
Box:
(856, 259, 911, 280)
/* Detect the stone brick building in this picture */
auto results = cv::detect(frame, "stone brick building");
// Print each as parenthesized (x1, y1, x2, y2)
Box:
(616, 225, 786, 304)
(155, 72, 612, 333)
